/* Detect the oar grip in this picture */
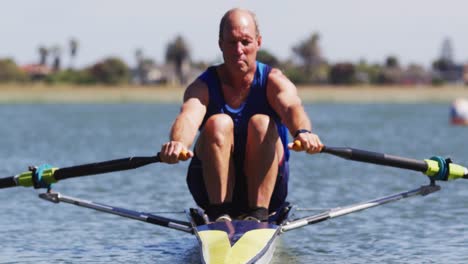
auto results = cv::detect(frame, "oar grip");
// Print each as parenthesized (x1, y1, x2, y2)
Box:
(291, 140, 303, 151)
(178, 151, 190, 161)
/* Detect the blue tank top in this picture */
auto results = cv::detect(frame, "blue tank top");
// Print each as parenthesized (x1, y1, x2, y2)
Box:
(197, 61, 290, 163)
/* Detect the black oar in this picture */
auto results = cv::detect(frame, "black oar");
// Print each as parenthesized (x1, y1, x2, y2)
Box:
(291, 141, 468, 181)
(0, 152, 189, 189)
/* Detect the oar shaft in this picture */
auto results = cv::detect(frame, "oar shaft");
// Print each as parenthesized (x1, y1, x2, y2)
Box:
(53, 155, 161, 181)
(0, 176, 16, 189)
(0, 154, 162, 189)
(0, 151, 190, 189)
(322, 146, 429, 173)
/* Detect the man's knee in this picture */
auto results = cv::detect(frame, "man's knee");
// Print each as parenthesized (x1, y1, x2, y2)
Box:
(200, 114, 234, 147)
(248, 114, 278, 141)
(205, 113, 233, 129)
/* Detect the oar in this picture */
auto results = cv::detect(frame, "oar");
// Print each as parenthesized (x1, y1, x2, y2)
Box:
(0, 152, 190, 189)
(291, 141, 468, 181)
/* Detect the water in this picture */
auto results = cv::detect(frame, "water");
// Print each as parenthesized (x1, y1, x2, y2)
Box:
(0, 103, 467, 263)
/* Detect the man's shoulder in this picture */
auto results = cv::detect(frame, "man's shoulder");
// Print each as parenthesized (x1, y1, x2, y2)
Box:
(184, 78, 209, 103)
(267, 67, 291, 86)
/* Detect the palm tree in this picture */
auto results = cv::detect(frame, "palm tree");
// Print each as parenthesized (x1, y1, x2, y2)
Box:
(292, 33, 322, 72)
(38, 46, 49, 66)
(165, 35, 190, 85)
(135, 48, 145, 84)
(69, 38, 79, 69)
(50, 45, 62, 71)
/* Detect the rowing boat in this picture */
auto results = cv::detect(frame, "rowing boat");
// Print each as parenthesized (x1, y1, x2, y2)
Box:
(188, 207, 290, 264)
(1, 145, 467, 263)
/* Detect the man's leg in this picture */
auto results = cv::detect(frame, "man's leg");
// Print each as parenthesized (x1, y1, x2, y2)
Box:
(195, 114, 235, 219)
(244, 114, 284, 219)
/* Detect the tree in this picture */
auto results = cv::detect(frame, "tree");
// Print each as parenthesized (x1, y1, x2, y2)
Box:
(135, 48, 145, 84)
(69, 38, 79, 69)
(440, 37, 454, 63)
(329, 63, 356, 84)
(88, 57, 130, 85)
(257, 49, 279, 67)
(385, 56, 399, 68)
(38, 46, 49, 65)
(0, 58, 28, 82)
(355, 60, 382, 84)
(50, 45, 62, 71)
(165, 35, 190, 85)
(292, 33, 326, 83)
(377, 55, 402, 84)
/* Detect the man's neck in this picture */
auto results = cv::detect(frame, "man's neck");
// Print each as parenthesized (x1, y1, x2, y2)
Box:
(219, 64, 256, 90)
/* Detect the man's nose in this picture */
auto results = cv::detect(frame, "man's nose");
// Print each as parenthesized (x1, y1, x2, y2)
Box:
(235, 42, 244, 55)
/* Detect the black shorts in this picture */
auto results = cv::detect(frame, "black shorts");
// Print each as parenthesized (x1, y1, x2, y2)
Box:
(186, 154, 289, 216)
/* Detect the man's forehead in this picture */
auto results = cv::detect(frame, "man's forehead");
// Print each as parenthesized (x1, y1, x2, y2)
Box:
(227, 10, 254, 26)
(224, 13, 255, 33)
(237, 15, 251, 27)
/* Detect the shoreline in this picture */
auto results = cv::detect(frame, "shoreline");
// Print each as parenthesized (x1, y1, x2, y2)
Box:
(1, 84, 467, 103)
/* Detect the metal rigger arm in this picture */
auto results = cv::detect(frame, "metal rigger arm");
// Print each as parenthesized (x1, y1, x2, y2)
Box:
(39, 192, 193, 233)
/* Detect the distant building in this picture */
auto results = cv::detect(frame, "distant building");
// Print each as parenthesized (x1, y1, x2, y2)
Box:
(400, 65, 431, 85)
(131, 62, 202, 86)
(20, 64, 52, 81)
(432, 62, 464, 84)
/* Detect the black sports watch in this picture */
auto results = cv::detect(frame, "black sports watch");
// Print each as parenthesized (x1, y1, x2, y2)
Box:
(294, 129, 312, 138)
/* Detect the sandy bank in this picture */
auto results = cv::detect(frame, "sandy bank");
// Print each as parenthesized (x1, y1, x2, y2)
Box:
(1, 84, 467, 103)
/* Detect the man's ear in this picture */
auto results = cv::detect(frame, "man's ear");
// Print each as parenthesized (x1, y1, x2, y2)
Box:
(218, 39, 223, 52)
(257, 35, 262, 48)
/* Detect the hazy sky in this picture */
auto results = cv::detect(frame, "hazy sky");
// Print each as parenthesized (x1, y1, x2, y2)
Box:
(2, 0, 467, 68)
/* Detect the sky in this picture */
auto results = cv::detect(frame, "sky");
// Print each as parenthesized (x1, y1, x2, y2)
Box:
(2, 0, 467, 69)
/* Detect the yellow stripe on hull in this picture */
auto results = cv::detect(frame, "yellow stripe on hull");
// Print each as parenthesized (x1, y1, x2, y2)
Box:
(198, 230, 231, 263)
(198, 228, 277, 264)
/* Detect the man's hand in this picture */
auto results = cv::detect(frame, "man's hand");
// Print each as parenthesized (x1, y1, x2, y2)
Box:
(159, 141, 194, 163)
(288, 133, 323, 154)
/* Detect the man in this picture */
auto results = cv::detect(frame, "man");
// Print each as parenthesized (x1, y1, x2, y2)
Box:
(159, 8, 323, 222)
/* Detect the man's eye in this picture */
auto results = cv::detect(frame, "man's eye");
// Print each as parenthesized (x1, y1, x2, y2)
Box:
(241, 40, 251, 46)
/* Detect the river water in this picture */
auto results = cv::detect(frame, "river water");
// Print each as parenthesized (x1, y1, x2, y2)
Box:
(0, 103, 467, 263)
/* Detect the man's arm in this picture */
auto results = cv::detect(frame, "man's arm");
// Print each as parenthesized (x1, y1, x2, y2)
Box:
(267, 68, 323, 153)
(159, 79, 208, 163)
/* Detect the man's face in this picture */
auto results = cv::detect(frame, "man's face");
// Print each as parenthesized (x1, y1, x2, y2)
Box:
(219, 13, 261, 74)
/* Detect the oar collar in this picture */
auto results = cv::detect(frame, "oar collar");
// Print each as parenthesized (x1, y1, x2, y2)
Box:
(429, 156, 451, 181)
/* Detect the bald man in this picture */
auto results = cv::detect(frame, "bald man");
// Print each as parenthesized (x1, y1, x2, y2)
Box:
(159, 8, 323, 222)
